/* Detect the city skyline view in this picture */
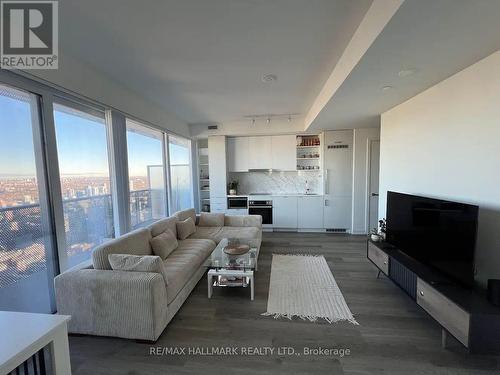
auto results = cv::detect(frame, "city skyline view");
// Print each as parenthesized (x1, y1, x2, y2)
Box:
(1, 94, 189, 179)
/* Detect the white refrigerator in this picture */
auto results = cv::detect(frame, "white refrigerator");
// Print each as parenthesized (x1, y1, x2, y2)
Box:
(323, 130, 353, 232)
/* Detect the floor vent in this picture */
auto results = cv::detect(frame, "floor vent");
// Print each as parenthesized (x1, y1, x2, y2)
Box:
(326, 228, 347, 233)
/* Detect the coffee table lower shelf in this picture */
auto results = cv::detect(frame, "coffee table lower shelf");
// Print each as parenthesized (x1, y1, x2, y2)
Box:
(207, 269, 254, 300)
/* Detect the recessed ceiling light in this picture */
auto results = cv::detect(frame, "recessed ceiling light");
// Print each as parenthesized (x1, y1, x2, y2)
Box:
(382, 85, 393, 91)
(398, 68, 416, 78)
(262, 74, 277, 83)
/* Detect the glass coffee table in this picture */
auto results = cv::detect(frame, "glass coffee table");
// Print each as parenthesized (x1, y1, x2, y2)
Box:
(205, 238, 259, 300)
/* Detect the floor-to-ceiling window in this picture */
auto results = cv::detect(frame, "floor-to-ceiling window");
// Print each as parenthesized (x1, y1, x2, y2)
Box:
(168, 135, 193, 213)
(0, 72, 197, 314)
(126, 120, 167, 229)
(0, 84, 57, 313)
(53, 102, 114, 270)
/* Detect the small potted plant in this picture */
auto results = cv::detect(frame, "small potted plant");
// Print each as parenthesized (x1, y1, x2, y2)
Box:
(228, 180, 239, 196)
(379, 218, 387, 240)
(370, 228, 381, 242)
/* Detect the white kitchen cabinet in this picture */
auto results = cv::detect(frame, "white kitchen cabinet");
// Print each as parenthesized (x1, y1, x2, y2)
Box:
(273, 196, 298, 228)
(323, 196, 352, 229)
(210, 197, 227, 213)
(298, 196, 324, 228)
(247, 136, 272, 170)
(227, 137, 249, 172)
(208, 136, 227, 202)
(271, 135, 296, 171)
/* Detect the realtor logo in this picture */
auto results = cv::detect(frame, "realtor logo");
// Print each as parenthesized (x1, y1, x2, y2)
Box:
(1, 0, 58, 69)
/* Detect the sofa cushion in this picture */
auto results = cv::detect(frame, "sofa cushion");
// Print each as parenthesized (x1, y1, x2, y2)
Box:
(174, 208, 196, 224)
(176, 217, 196, 240)
(187, 226, 223, 242)
(214, 226, 261, 243)
(150, 229, 178, 259)
(148, 216, 178, 238)
(108, 254, 168, 285)
(199, 212, 225, 227)
(92, 228, 152, 270)
(224, 215, 262, 229)
(164, 239, 216, 304)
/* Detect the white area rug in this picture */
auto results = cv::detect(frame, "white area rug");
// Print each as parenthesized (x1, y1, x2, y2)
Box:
(262, 254, 358, 324)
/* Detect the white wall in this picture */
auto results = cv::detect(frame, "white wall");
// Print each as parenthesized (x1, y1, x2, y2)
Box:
(379, 50, 500, 286)
(23, 51, 190, 137)
(352, 127, 380, 234)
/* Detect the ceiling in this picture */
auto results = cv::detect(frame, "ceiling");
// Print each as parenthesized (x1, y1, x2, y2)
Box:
(59, 0, 372, 125)
(308, 0, 500, 131)
(58, 0, 500, 133)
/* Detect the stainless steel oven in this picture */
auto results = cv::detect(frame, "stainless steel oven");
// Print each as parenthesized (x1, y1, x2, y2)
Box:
(227, 196, 248, 209)
(248, 200, 273, 225)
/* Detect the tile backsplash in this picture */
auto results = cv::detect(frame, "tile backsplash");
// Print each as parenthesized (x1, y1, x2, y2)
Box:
(229, 171, 322, 195)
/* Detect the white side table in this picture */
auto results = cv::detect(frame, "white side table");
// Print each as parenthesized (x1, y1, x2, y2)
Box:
(0, 311, 72, 374)
(208, 269, 254, 300)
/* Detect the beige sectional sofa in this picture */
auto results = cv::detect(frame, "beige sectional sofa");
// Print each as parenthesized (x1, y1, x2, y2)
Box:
(54, 208, 262, 341)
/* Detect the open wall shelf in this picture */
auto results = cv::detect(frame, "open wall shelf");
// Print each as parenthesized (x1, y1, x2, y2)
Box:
(296, 134, 322, 171)
(197, 139, 211, 212)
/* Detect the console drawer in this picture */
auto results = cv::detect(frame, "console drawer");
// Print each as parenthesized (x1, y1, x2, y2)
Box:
(416, 278, 470, 347)
(367, 242, 389, 275)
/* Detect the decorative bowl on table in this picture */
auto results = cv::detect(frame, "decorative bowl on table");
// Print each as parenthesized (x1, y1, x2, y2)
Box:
(223, 244, 250, 255)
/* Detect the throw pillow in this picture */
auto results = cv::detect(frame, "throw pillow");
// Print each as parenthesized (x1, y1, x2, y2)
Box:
(108, 254, 168, 285)
(150, 228, 178, 259)
(176, 217, 196, 240)
(198, 212, 225, 227)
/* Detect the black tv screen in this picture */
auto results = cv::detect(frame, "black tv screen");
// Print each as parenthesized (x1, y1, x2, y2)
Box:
(386, 191, 478, 287)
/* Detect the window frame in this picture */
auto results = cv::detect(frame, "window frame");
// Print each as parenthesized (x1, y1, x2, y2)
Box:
(0, 81, 59, 312)
(52, 98, 114, 271)
(167, 134, 194, 215)
(0, 69, 195, 312)
(125, 118, 169, 229)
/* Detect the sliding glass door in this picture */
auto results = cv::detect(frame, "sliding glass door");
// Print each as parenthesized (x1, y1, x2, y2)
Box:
(0, 84, 57, 313)
(126, 120, 167, 229)
(53, 102, 115, 270)
(168, 135, 193, 213)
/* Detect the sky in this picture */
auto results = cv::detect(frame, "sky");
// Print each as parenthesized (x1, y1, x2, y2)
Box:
(0, 93, 190, 178)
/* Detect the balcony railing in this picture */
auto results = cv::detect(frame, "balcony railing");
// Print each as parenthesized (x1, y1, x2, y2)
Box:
(130, 188, 166, 229)
(0, 189, 163, 289)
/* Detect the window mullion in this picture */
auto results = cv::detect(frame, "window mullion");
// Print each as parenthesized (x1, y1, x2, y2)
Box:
(107, 110, 131, 235)
(164, 134, 173, 215)
(38, 93, 69, 272)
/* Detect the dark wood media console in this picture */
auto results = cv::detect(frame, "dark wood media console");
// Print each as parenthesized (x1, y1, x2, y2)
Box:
(367, 240, 500, 354)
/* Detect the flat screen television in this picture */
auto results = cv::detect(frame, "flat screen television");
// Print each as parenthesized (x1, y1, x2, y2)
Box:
(385, 191, 478, 287)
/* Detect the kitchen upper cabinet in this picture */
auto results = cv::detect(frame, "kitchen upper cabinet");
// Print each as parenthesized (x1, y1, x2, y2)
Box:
(298, 196, 323, 228)
(227, 137, 249, 172)
(271, 135, 296, 171)
(273, 196, 298, 228)
(247, 136, 272, 170)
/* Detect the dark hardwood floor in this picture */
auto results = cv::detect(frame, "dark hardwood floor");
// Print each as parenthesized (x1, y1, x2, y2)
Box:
(69, 232, 500, 374)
